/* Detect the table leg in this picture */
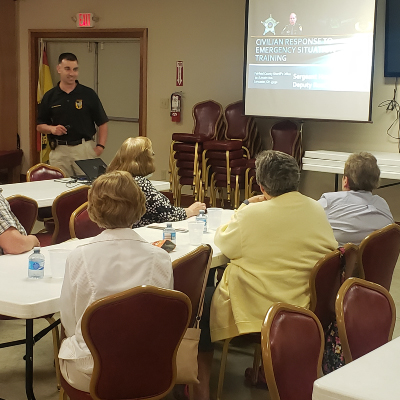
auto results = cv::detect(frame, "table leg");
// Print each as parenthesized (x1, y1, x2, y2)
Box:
(25, 319, 36, 400)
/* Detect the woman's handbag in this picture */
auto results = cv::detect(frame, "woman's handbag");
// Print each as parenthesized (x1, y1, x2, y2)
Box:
(175, 267, 210, 384)
(176, 323, 201, 384)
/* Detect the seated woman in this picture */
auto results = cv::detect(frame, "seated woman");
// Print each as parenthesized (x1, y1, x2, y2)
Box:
(107, 137, 206, 228)
(195, 150, 338, 400)
(59, 171, 173, 392)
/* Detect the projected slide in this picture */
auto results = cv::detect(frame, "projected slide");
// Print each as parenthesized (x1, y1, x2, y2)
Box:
(244, 0, 377, 122)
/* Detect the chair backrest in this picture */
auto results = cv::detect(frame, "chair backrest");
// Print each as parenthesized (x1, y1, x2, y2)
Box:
(69, 202, 105, 240)
(309, 244, 358, 332)
(26, 163, 65, 181)
(6, 195, 38, 235)
(52, 186, 90, 245)
(223, 101, 261, 158)
(172, 244, 212, 327)
(336, 278, 396, 363)
(270, 120, 302, 165)
(357, 223, 400, 291)
(261, 303, 324, 400)
(82, 286, 191, 400)
(192, 100, 224, 140)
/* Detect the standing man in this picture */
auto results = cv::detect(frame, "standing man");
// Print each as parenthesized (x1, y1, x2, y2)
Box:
(37, 53, 108, 177)
(281, 12, 303, 35)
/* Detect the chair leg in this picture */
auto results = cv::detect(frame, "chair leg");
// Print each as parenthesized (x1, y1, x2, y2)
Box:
(216, 338, 233, 400)
(45, 316, 61, 391)
(251, 343, 262, 385)
(59, 387, 68, 400)
(188, 384, 194, 400)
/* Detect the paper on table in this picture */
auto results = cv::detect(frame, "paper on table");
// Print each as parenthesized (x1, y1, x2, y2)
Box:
(147, 224, 189, 233)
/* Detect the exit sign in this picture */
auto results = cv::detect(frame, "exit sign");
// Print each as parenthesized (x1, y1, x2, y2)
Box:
(76, 13, 94, 28)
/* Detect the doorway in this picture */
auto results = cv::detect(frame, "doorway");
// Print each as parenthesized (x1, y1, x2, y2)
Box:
(29, 29, 147, 166)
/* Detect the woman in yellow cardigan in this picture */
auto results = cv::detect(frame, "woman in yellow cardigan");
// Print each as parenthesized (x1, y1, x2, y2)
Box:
(195, 150, 337, 400)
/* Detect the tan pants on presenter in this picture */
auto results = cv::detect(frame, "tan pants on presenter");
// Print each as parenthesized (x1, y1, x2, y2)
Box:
(49, 140, 98, 177)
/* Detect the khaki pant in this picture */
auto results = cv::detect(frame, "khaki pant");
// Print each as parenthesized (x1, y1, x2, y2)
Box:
(59, 358, 91, 392)
(49, 140, 97, 177)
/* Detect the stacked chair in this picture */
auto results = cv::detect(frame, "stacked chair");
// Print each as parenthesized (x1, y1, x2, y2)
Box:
(202, 100, 261, 208)
(170, 100, 225, 206)
(245, 119, 303, 198)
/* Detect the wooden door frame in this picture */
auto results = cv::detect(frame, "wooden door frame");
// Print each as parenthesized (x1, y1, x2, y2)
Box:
(29, 28, 147, 166)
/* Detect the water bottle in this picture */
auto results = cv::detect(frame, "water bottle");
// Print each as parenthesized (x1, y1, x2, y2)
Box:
(28, 247, 45, 279)
(163, 223, 177, 244)
(196, 210, 208, 233)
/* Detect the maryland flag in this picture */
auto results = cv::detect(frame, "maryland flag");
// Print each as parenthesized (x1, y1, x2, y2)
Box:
(37, 43, 53, 163)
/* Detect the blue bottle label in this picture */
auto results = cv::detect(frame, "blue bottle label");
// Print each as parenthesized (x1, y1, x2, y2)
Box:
(29, 261, 44, 270)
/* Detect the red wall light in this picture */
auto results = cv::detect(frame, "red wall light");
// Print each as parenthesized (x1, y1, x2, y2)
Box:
(76, 13, 94, 28)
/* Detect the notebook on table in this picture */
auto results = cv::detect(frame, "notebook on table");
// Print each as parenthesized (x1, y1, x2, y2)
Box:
(74, 158, 107, 182)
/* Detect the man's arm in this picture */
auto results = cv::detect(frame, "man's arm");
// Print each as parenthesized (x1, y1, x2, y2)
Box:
(0, 228, 39, 255)
(94, 122, 108, 156)
(37, 124, 67, 136)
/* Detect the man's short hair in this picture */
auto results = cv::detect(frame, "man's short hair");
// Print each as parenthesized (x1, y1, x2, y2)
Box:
(107, 137, 156, 177)
(58, 53, 78, 64)
(87, 171, 146, 229)
(344, 152, 380, 191)
(255, 150, 300, 197)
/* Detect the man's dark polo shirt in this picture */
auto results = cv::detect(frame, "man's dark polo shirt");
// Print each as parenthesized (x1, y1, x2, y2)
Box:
(37, 81, 108, 143)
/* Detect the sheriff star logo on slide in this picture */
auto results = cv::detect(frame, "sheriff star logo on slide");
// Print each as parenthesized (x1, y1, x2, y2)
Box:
(75, 100, 83, 109)
(261, 15, 279, 35)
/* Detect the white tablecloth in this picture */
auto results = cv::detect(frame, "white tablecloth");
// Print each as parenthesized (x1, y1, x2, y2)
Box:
(0, 179, 170, 208)
(312, 336, 400, 400)
(0, 210, 233, 319)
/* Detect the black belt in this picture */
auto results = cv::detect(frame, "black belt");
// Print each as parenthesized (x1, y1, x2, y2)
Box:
(55, 138, 93, 146)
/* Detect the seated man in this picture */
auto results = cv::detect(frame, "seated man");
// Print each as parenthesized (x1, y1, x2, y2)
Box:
(194, 150, 337, 400)
(0, 189, 39, 254)
(318, 152, 394, 246)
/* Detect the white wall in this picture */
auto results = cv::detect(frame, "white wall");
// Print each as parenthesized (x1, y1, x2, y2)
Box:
(17, 0, 400, 218)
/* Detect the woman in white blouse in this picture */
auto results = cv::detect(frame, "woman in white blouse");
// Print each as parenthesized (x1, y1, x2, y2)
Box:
(59, 171, 173, 391)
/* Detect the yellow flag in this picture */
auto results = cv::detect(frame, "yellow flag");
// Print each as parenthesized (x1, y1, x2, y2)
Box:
(37, 45, 53, 163)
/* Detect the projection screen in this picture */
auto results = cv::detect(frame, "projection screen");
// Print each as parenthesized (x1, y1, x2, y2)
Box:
(244, 0, 377, 122)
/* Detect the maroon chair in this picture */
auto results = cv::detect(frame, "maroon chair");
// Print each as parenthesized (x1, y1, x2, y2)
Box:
(336, 278, 396, 363)
(173, 244, 212, 328)
(36, 185, 90, 246)
(169, 100, 224, 205)
(357, 223, 400, 291)
(27, 163, 66, 224)
(309, 244, 358, 333)
(271, 120, 303, 166)
(6, 195, 38, 235)
(69, 202, 105, 240)
(60, 286, 191, 400)
(245, 158, 258, 198)
(261, 303, 324, 400)
(203, 101, 261, 207)
(26, 163, 65, 181)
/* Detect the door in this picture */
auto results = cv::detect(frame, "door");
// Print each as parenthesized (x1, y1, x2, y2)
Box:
(41, 37, 141, 164)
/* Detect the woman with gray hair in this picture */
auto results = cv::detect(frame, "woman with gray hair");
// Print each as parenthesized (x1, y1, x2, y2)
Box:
(194, 150, 337, 400)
